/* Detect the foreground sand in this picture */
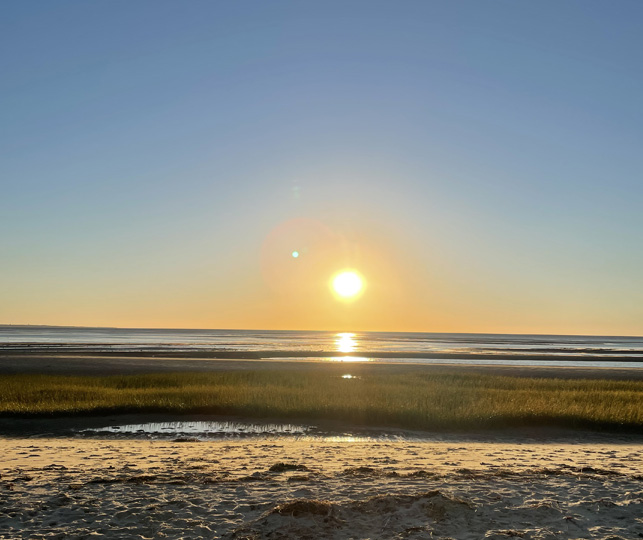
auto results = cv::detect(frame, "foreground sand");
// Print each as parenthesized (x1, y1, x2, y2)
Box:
(1, 435, 642, 539)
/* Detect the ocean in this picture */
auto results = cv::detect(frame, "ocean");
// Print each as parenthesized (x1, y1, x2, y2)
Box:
(1, 325, 642, 368)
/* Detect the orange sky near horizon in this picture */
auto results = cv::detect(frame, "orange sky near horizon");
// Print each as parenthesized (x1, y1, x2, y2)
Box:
(3, 212, 640, 337)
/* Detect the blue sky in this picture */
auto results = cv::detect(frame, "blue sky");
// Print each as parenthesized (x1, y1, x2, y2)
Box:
(1, 1, 642, 334)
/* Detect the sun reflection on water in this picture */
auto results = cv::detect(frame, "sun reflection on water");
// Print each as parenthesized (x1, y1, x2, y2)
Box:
(336, 332, 357, 353)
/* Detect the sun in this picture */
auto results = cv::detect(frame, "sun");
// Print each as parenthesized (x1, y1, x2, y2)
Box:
(331, 270, 364, 299)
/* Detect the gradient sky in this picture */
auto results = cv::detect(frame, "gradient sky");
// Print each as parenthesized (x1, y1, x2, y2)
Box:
(2, 1, 642, 335)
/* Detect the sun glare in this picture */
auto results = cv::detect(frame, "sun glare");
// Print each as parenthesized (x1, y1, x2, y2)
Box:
(331, 270, 364, 299)
(336, 332, 356, 353)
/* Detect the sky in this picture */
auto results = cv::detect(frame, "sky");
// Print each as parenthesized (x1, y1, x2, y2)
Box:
(1, 1, 642, 335)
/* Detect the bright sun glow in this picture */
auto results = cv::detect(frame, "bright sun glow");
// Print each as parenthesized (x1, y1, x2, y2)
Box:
(332, 271, 364, 299)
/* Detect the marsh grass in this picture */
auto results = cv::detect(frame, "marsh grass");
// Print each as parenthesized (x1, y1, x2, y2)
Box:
(1, 370, 642, 431)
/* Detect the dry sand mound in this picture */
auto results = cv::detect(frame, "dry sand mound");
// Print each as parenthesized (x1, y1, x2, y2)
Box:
(230, 491, 476, 539)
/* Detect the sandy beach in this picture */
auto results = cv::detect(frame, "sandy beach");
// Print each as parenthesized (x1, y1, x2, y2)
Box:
(1, 434, 642, 539)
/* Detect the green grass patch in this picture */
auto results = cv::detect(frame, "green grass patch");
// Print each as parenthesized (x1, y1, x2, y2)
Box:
(1, 370, 642, 432)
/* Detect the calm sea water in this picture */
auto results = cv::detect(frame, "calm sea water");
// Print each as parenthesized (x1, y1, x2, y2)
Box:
(1, 325, 642, 367)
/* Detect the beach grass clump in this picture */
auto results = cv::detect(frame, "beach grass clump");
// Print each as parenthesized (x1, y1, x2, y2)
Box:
(0, 370, 642, 431)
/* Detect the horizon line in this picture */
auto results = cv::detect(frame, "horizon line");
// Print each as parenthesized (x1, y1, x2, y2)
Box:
(1, 323, 641, 340)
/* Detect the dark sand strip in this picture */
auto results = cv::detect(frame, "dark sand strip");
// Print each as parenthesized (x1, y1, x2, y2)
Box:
(1, 353, 643, 380)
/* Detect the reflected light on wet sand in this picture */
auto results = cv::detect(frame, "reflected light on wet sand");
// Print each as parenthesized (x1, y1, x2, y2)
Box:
(318, 436, 374, 443)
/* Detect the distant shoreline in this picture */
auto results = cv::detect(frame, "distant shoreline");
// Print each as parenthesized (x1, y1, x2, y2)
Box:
(3, 346, 643, 361)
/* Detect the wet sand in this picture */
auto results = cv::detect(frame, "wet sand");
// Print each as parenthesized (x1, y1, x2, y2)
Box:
(2, 352, 643, 380)
(1, 436, 642, 539)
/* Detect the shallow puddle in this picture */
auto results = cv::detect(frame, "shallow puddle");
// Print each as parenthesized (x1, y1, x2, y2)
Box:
(77, 420, 423, 442)
(81, 420, 313, 439)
